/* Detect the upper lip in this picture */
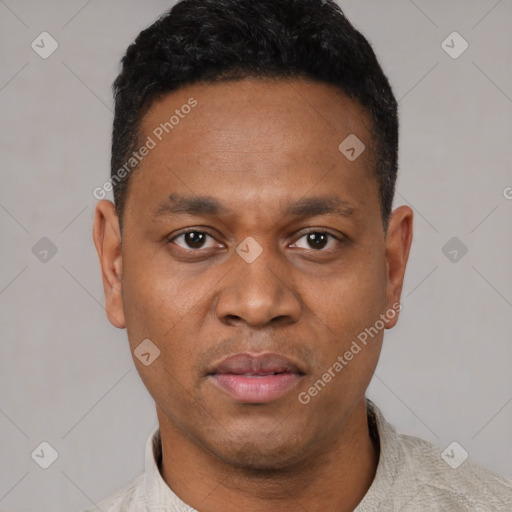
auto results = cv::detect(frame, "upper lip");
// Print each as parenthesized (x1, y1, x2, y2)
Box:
(208, 352, 305, 376)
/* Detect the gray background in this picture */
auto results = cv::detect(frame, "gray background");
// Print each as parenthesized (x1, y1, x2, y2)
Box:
(0, 0, 511, 510)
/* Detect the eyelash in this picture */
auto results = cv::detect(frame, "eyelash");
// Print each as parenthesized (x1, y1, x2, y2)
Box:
(168, 228, 343, 252)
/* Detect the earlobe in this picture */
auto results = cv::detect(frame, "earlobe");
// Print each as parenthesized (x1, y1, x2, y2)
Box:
(384, 205, 413, 329)
(92, 200, 126, 329)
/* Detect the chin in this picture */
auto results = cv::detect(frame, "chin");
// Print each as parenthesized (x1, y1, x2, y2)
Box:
(209, 430, 311, 473)
(220, 447, 302, 473)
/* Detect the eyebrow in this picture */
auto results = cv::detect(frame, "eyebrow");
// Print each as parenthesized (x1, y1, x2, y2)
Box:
(153, 193, 356, 219)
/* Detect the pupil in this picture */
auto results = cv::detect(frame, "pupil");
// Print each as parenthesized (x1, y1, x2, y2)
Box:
(186, 232, 205, 249)
(308, 233, 327, 250)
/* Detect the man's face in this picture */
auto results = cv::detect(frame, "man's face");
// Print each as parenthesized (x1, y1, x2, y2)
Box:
(95, 78, 411, 470)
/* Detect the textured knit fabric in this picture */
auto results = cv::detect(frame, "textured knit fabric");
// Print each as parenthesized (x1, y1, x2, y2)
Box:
(82, 400, 512, 511)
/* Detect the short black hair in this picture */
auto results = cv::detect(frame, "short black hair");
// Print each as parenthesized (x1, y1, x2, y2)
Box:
(111, 0, 398, 231)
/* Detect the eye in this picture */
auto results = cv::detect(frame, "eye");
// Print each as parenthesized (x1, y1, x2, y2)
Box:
(290, 231, 340, 251)
(170, 230, 221, 250)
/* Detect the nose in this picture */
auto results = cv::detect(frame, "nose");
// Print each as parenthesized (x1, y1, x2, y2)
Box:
(214, 251, 302, 328)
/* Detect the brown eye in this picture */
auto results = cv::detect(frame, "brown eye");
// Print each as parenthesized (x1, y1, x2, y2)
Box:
(171, 230, 218, 250)
(291, 232, 339, 251)
(306, 233, 328, 250)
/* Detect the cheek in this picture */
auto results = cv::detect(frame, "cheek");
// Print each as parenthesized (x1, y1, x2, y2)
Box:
(308, 252, 387, 341)
(121, 253, 191, 338)
(121, 257, 210, 379)
(121, 269, 202, 410)
(320, 253, 387, 392)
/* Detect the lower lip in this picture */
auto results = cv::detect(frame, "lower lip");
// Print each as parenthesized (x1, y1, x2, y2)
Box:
(210, 373, 302, 403)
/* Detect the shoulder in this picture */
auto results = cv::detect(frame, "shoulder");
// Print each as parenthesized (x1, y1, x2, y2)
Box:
(79, 473, 145, 512)
(365, 401, 512, 510)
(397, 431, 512, 509)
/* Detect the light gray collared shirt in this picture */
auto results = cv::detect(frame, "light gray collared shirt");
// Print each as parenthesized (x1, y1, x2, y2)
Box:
(83, 400, 512, 511)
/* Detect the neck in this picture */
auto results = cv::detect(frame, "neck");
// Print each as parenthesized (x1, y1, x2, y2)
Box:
(157, 399, 379, 512)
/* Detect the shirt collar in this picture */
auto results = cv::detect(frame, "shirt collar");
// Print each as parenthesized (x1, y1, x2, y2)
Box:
(143, 425, 196, 510)
(354, 399, 401, 510)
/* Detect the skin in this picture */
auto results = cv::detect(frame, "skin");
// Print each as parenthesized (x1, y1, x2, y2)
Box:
(93, 77, 413, 512)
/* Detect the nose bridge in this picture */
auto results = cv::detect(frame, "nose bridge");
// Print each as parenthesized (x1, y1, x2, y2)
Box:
(215, 242, 301, 327)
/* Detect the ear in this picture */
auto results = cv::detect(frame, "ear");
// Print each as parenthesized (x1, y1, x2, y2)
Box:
(383, 205, 413, 329)
(92, 200, 126, 329)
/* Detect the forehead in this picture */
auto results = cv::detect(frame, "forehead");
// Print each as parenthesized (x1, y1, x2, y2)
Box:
(127, 78, 378, 222)
(139, 77, 374, 152)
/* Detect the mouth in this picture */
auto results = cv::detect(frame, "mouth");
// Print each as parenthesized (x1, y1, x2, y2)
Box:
(207, 352, 305, 404)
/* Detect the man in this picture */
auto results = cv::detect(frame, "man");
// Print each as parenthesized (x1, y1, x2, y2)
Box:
(90, 0, 512, 510)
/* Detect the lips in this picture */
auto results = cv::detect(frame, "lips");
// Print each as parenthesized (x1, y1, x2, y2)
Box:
(208, 352, 305, 403)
